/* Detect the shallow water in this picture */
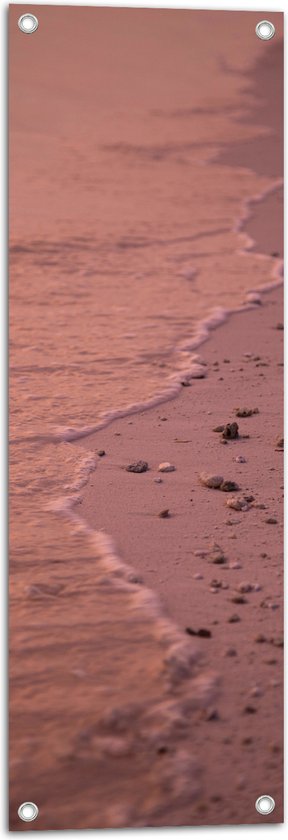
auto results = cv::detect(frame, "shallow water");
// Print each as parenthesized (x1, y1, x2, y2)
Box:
(9, 6, 283, 828)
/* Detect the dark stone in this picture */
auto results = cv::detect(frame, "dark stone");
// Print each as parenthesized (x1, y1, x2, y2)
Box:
(235, 407, 259, 418)
(126, 460, 149, 473)
(185, 627, 211, 638)
(198, 628, 212, 638)
(222, 422, 239, 440)
(220, 480, 239, 492)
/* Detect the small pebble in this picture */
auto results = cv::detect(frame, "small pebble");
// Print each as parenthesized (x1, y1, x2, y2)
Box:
(159, 509, 170, 518)
(275, 435, 284, 450)
(206, 709, 219, 721)
(228, 614, 241, 623)
(154, 477, 162, 484)
(250, 685, 263, 698)
(222, 422, 239, 440)
(126, 460, 149, 473)
(225, 647, 237, 657)
(158, 462, 176, 473)
(246, 291, 262, 305)
(226, 497, 249, 511)
(199, 472, 223, 489)
(97, 450, 106, 457)
(235, 407, 259, 418)
(235, 455, 246, 464)
(237, 582, 253, 593)
(265, 517, 278, 525)
(185, 627, 212, 638)
(193, 573, 203, 580)
(220, 480, 239, 492)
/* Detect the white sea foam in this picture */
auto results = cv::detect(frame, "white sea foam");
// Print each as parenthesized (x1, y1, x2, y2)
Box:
(50, 181, 283, 446)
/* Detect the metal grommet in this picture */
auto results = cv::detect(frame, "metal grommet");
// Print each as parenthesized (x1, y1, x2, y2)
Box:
(18, 802, 39, 822)
(255, 20, 275, 40)
(18, 14, 39, 34)
(255, 795, 275, 815)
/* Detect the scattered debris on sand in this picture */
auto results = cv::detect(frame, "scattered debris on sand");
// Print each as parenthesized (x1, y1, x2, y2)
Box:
(199, 472, 239, 492)
(213, 422, 239, 440)
(126, 460, 149, 473)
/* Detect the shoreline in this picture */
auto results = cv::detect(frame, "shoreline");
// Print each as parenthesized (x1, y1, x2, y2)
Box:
(77, 281, 283, 825)
(44, 60, 283, 826)
(17, 176, 282, 449)
(71, 167, 284, 823)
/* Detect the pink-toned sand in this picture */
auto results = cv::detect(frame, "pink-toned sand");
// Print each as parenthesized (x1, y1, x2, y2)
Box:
(78, 281, 283, 826)
(9, 5, 283, 830)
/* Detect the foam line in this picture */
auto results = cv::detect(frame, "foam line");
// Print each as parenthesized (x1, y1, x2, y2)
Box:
(10, 179, 283, 451)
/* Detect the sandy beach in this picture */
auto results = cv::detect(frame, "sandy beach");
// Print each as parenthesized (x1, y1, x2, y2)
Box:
(9, 6, 283, 830)
(78, 280, 283, 826)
